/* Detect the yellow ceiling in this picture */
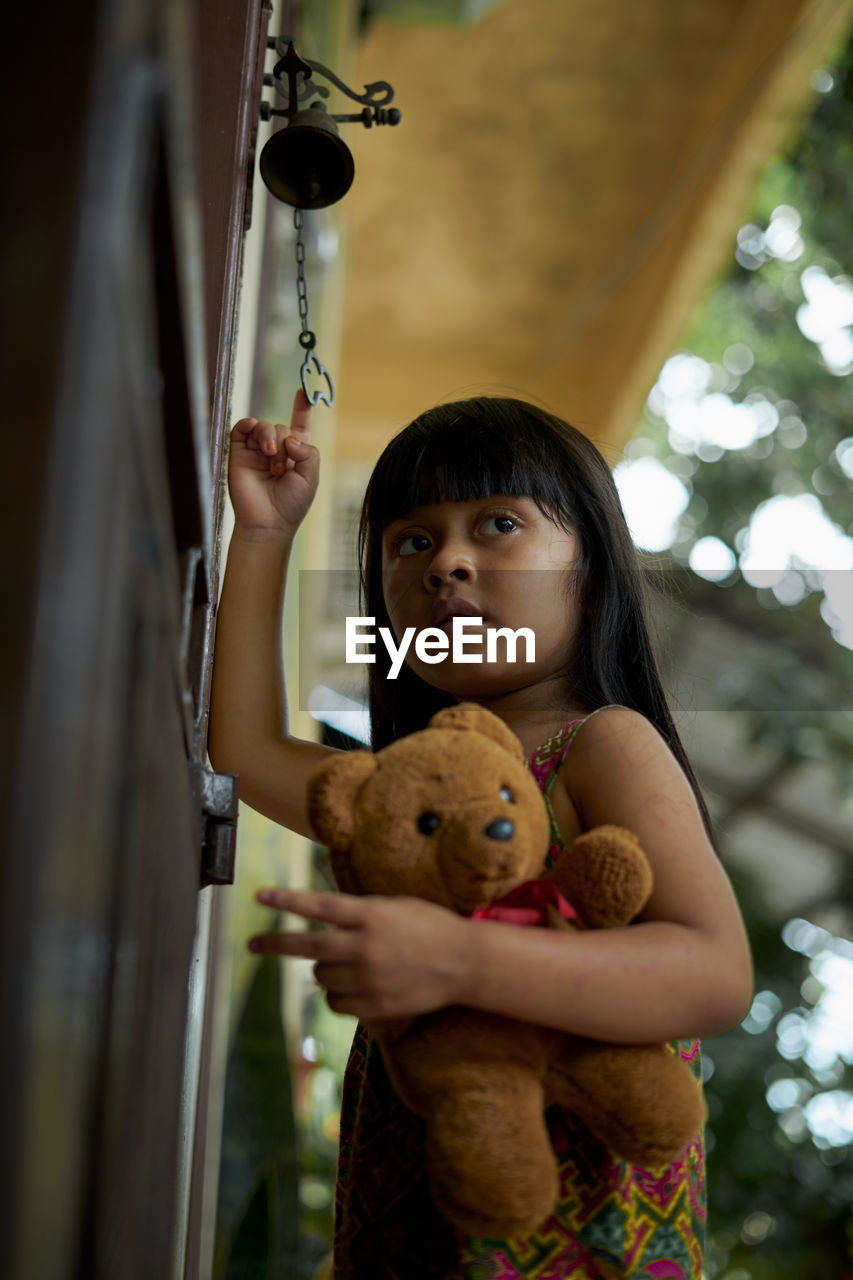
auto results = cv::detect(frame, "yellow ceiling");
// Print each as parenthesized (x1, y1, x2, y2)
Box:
(334, 0, 851, 463)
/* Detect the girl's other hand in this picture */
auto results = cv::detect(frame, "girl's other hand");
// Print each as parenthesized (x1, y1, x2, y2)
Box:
(228, 388, 319, 538)
(248, 888, 469, 1022)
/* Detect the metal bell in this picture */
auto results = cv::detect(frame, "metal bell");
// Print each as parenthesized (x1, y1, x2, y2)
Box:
(259, 106, 355, 209)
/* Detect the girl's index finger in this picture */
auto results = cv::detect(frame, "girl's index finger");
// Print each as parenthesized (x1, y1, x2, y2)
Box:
(290, 387, 312, 437)
(256, 887, 363, 926)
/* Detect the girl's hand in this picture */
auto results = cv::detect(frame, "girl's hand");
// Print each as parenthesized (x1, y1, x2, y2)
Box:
(248, 888, 469, 1021)
(228, 389, 319, 537)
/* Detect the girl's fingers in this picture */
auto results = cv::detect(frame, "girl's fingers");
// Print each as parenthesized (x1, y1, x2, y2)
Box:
(232, 416, 258, 434)
(255, 887, 364, 926)
(230, 417, 286, 453)
(251, 420, 283, 456)
(254, 421, 291, 475)
(248, 929, 352, 960)
(313, 961, 357, 989)
(279, 433, 314, 474)
(231, 399, 311, 476)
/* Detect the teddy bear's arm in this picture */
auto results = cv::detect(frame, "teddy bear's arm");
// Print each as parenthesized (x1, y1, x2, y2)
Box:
(547, 825, 654, 929)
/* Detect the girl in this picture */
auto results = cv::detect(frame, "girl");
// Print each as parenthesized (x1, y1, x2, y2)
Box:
(208, 390, 753, 1280)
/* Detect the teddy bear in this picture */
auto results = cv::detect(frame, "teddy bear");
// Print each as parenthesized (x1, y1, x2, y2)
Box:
(307, 702, 705, 1237)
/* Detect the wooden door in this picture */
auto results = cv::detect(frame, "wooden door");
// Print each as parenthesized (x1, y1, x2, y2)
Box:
(0, 0, 267, 1275)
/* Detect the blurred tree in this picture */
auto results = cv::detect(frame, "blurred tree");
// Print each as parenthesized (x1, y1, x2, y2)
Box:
(630, 37, 853, 711)
(702, 866, 853, 1279)
(627, 31, 853, 1280)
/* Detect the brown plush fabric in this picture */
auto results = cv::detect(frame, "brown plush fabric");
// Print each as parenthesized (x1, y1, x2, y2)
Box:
(308, 703, 705, 1238)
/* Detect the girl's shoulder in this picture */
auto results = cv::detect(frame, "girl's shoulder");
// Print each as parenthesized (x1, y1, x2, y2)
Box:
(558, 704, 675, 780)
(530, 704, 615, 774)
(531, 704, 656, 771)
(556, 705, 700, 834)
(531, 706, 669, 858)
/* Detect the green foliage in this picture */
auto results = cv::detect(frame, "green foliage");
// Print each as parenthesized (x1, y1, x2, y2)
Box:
(703, 868, 853, 1279)
(214, 948, 300, 1280)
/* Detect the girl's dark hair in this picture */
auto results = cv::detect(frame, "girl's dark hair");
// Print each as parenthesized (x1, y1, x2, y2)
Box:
(357, 396, 713, 837)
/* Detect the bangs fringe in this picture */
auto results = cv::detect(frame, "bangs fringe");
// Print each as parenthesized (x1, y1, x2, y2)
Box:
(365, 403, 578, 531)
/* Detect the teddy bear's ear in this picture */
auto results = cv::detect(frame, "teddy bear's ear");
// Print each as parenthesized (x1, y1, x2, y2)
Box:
(427, 702, 525, 761)
(306, 750, 377, 854)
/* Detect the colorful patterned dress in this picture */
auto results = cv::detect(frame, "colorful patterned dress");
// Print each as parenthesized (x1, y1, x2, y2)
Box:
(332, 713, 706, 1278)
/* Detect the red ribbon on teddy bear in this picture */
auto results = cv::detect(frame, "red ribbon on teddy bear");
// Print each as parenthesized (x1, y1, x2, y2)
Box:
(469, 880, 577, 927)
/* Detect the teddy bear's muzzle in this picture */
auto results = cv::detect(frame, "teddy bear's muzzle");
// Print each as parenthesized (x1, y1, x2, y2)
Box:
(437, 812, 544, 911)
(483, 817, 514, 841)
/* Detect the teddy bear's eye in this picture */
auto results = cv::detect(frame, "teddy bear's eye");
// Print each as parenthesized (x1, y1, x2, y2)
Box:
(417, 811, 441, 835)
(499, 786, 514, 803)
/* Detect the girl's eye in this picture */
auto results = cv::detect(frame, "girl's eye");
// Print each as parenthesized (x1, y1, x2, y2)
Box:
(499, 786, 514, 803)
(481, 515, 517, 536)
(397, 533, 432, 557)
(418, 812, 440, 835)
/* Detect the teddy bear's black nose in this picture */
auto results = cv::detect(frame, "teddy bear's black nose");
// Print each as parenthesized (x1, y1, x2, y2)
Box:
(484, 817, 514, 842)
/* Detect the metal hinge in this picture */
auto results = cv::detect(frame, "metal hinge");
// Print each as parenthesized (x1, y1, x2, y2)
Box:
(193, 764, 239, 886)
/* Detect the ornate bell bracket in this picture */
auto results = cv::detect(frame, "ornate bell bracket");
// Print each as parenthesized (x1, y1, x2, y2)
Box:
(260, 38, 402, 130)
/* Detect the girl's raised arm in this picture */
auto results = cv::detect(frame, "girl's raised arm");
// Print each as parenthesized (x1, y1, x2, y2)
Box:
(208, 389, 340, 839)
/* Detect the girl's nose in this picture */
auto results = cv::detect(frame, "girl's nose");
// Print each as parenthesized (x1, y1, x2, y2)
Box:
(422, 537, 476, 590)
(423, 554, 474, 590)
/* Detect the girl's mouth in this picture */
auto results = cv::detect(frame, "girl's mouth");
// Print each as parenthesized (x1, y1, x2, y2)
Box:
(431, 598, 484, 629)
(439, 615, 484, 631)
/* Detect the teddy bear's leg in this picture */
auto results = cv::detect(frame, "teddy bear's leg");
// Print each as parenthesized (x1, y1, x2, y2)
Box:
(547, 1043, 705, 1170)
(424, 1065, 558, 1238)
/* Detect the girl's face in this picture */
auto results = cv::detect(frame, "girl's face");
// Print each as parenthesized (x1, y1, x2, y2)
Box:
(380, 495, 581, 701)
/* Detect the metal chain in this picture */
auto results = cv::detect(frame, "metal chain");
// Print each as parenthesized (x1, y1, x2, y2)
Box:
(294, 207, 314, 350)
(293, 208, 334, 407)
